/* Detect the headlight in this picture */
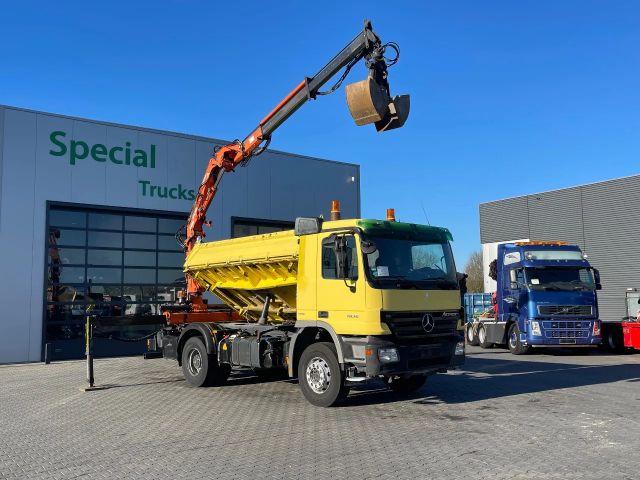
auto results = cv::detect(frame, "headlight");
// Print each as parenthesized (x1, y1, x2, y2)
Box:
(531, 321, 542, 336)
(455, 341, 465, 356)
(378, 348, 399, 363)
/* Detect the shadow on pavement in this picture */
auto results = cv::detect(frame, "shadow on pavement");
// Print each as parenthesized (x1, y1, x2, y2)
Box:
(342, 354, 640, 407)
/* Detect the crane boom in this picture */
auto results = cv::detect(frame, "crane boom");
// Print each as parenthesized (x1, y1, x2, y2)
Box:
(180, 20, 409, 313)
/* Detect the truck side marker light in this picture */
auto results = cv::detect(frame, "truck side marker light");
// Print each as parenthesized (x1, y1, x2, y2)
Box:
(365, 348, 374, 357)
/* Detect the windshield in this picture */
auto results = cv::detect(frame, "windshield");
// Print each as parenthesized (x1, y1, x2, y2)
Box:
(525, 267, 595, 291)
(363, 236, 457, 289)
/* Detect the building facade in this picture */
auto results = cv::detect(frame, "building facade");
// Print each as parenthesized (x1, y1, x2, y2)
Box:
(0, 105, 360, 363)
(480, 175, 640, 322)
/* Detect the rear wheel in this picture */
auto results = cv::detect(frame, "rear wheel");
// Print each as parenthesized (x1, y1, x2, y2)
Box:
(387, 374, 427, 394)
(466, 323, 480, 346)
(478, 324, 493, 349)
(298, 342, 348, 407)
(507, 323, 530, 355)
(181, 337, 230, 387)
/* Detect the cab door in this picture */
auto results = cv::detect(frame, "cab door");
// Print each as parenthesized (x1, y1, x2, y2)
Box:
(316, 233, 366, 334)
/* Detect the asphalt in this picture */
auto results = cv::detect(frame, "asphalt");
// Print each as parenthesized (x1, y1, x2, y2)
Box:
(1, 346, 639, 479)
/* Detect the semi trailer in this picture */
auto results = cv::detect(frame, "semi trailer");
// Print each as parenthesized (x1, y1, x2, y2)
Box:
(466, 242, 602, 354)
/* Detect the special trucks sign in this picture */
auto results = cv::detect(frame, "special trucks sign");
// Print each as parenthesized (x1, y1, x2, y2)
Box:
(48, 130, 196, 201)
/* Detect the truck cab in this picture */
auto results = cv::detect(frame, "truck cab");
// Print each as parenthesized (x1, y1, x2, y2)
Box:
(472, 242, 602, 354)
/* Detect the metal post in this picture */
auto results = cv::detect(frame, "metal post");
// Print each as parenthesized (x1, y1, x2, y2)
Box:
(44, 343, 51, 364)
(86, 315, 94, 388)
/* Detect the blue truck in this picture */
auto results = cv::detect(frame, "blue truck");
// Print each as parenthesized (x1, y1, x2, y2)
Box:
(466, 242, 602, 354)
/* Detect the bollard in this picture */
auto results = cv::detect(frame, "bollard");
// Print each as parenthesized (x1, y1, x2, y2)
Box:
(80, 313, 105, 392)
(86, 315, 94, 387)
(44, 343, 52, 364)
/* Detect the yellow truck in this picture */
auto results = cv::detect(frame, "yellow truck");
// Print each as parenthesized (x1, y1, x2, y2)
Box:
(160, 216, 465, 406)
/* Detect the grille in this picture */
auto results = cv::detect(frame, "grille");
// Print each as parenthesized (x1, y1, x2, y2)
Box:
(382, 311, 458, 344)
(537, 305, 592, 316)
(542, 320, 591, 339)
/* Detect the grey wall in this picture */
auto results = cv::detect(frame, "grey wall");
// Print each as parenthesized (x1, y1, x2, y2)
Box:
(480, 175, 640, 321)
(0, 105, 360, 363)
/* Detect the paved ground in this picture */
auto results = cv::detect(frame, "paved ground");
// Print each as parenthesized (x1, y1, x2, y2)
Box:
(1, 346, 639, 480)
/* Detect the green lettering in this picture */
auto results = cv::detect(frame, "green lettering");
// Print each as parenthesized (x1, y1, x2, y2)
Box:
(109, 146, 123, 164)
(187, 189, 196, 201)
(138, 180, 150, 196)
(125, 142, 131, 165)
(150, 144, 156, 168)
(169, 187, 178, 199)
(150, 185, 157, 196)
(132, 150, 148, 167)
(49, 131, 67, 157)
(91, 144, 107, 162)
(70, 140, 89, 165)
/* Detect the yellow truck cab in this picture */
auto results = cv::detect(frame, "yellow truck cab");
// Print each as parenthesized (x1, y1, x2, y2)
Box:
(162, 216, 465, 407)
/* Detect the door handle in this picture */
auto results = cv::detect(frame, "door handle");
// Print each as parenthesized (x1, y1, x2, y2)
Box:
(503, 297, 516, 304)
(318, 311, 329, 319)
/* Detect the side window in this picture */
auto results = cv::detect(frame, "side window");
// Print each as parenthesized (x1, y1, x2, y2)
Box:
(321, 235, 358, 280)
(515, 268, 525, 285)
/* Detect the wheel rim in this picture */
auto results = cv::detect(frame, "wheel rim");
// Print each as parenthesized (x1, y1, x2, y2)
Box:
(467, 326, 474, 342)
(187, 348, 203, 376)
(478, 327, 485, 343)
(305, 357, 331, 394)
(509, 331, 517, 349)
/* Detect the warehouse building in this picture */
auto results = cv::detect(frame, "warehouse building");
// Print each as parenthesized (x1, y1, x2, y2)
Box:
(480, 174, 640, 322)
(0, 105, 360, 364)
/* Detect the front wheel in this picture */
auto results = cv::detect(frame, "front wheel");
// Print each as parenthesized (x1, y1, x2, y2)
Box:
(478, 324, 493, 349)
(507, 323, 530, 355)
(466, 323, 480, 346)
(298, 342, 348, 407)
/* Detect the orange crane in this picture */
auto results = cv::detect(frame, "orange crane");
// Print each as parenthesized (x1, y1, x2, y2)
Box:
(166, 20, 409, 325)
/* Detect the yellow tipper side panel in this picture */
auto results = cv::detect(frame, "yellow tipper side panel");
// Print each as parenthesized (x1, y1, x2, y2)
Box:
(183, 230, 300, 322)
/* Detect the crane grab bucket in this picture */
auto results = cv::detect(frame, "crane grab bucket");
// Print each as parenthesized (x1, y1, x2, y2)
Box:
(345, 78, 410, 132)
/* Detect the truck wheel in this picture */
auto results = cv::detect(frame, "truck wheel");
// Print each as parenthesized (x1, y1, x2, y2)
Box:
(181, 337, 230, 387)
(507, 323, 530, 355)
(478, 324, 493, 349)
(387, 374, 427, 394)
(466, 323, 480, 346)
(298, 342, 348, 407)
(603, 328, 623, 352)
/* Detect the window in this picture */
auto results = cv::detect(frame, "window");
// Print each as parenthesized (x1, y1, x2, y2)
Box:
(231, 217, 294, 238)
(45, 204, 187, 360)
(322, 235, 358, 279)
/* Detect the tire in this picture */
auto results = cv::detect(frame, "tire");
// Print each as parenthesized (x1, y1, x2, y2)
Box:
(387, 374, 427, 394)
(507, 323, 530, 355)
(466, 323, 480, 346)
(298, 342, 348, 407)
(478, 324, 493, 349)
(181, 337, 230, 387)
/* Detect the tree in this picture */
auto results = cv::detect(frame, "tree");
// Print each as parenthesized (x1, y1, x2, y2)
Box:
(464, 250, 484, 293)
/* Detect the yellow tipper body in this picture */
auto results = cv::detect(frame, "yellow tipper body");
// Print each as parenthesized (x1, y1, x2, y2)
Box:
(184, 219, 461, 335)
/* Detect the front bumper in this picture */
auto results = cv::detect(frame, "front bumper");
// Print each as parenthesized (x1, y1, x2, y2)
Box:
(341, 335, 465, 377)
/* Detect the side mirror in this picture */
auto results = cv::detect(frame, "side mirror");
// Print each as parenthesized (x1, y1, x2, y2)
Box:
(593, 268, 602, 290)
(295, 217, 323, 236)
(334, 236, 347, 279)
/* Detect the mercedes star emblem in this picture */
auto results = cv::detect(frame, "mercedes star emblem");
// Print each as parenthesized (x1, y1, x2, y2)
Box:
(422, 314, 435, 333)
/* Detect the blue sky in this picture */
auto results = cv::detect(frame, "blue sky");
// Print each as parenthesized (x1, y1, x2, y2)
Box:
(2, 1, 639, 268)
